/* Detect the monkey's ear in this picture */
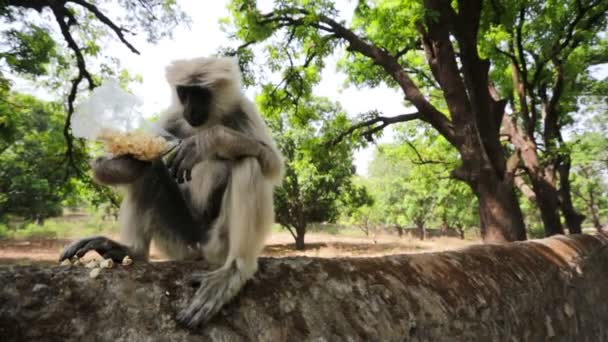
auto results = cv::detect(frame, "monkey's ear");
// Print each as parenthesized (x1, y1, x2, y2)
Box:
(178, 86, 213, 127)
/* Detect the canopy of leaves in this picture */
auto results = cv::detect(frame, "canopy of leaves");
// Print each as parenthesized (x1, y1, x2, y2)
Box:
(366, 124, 478, 230)
(0, 92, 89, 221)
(569, 129, 608, 227)
(265, 95, 368, 236)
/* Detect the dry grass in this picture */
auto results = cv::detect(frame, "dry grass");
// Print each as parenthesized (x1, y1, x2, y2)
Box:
(262, 231, 477, 258)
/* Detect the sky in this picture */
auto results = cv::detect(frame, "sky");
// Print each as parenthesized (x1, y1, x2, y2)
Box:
(53, 0, 407, 176)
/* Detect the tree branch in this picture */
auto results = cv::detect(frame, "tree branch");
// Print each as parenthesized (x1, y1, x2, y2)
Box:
(330, 111, 421, 145)
(403, 140, 449, 166)
(67, 0, 140, 54)
(258, 8, 456, 143)
(50, 4, 96, 177)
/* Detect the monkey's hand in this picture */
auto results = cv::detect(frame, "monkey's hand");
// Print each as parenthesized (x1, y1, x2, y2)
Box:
(59, 236, 132, 262)
(165, 137, 205, 183)
(166, 126, 283, 183)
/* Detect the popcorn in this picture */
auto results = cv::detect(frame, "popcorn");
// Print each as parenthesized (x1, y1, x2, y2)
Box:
(98, 128, 169, 161)
(99, 258, 114, 269)
(89, 268, 101, 278)
(122, 255, 133, 266)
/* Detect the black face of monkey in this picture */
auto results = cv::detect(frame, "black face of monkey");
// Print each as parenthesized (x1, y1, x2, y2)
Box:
(176, 85, 213, 127)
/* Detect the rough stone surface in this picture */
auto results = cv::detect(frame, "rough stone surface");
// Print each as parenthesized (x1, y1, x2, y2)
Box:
(1, 234, 607, 341)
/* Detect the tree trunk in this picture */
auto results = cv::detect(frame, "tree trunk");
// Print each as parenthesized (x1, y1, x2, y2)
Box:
(294, 225, 306, 250)
(589, 203, 602, 232)
(592, 216, 602, 231)
(2, 234, 608, 341)
(557, 160, 585, 234)
(457, 225, 465, 240)
(470, 170, 527, 243)
(529, 177, 565, 236)
(415, 221, 426, 241)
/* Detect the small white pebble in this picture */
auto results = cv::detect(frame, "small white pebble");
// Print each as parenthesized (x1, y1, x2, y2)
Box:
(100, 259, 114, 269)
(89, 268, 101, 278)
(60, 259, 72, 267)
(32, 284, 48, 292)
(85, 260, 99, 269)
(122, 256, 133, 266)
(165, 291, 170, 296)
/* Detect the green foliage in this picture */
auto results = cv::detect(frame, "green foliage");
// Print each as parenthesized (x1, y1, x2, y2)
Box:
(570, 130, 608, 228)
(0, 24, 61, 76)
(365, 124, 478, 231)
(261, 94, 368, 246)
(0, 92, 89, 221)
(0, 223, 9, 239)
(0, 211, 117, 240)
(484, 0, 608, 155)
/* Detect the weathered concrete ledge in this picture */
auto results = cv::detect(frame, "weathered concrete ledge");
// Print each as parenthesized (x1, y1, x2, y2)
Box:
(1, 234, 607, 341)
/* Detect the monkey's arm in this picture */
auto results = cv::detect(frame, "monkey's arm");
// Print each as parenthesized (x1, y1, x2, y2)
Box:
(167, 125, 282, 181)
(161, 115, 197, 140)
(211, 126, 282, 176)
(63, 158, 216, 262)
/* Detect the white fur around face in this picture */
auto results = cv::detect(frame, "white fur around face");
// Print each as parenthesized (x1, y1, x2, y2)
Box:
(164, 56, 242, 90)
(163, 56, 244, 124)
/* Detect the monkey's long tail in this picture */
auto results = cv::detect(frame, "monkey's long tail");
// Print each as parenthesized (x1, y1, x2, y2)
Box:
(178, 158, 274, 327)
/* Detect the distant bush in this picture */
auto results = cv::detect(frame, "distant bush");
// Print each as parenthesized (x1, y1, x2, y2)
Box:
(13, 223, 58, 239)
(0, 211, 117, 240)
(0, 224, 10, 239)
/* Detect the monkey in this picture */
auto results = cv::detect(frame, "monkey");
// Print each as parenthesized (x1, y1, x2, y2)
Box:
(59, 56, 284, 327)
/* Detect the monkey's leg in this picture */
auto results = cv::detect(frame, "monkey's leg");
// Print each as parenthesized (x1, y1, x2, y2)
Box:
(177, 158, 273, 327)
(152, 159, 231, 261)
(61, 159, 218, 262)
(60, 156, 151, 262)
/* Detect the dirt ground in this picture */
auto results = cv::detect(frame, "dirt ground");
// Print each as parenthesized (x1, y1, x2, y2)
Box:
(0, 231, 477, 265)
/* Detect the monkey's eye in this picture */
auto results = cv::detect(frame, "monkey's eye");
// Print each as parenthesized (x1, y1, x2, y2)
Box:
(176, 86, 192, 104)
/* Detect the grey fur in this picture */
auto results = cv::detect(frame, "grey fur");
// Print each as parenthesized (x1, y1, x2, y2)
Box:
(60, 56, 284, 327)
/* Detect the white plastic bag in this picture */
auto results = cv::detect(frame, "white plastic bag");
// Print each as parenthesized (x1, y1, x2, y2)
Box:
(71, 80, 144, 139)
(71, 80, 173, 160)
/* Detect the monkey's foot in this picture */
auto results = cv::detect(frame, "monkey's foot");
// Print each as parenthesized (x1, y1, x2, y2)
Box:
(176, 265, 244, 328)
(59, 236, 131, 262)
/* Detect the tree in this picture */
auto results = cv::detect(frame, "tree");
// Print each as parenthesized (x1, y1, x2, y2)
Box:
(0, 92, 88, 222)
(367, 125, 478, 240)
(264, 96, 367, 250)
(570, 131, 608, 230)
(488, 0, 608, 235)
(338, 176, 376, 237)
(225, 0, 527, 242)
